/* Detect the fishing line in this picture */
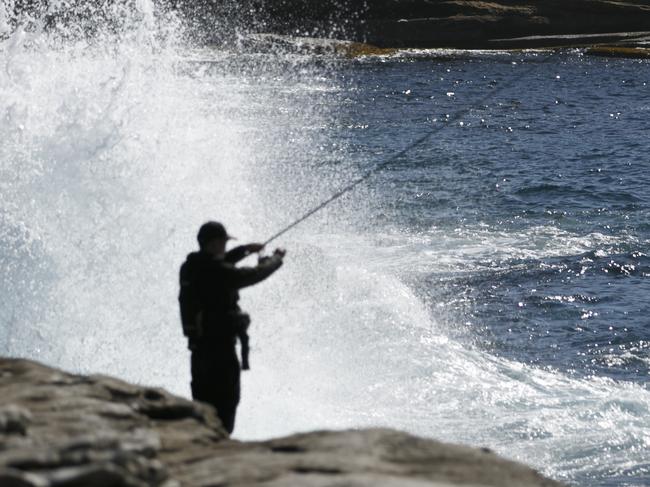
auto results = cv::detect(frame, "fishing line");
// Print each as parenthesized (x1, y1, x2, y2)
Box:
(263, 50, 555, 246)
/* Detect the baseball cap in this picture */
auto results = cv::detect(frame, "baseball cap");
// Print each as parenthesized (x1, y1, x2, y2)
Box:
(197, 221, 235, 247)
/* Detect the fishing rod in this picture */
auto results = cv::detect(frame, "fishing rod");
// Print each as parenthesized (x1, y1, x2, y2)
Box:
(263, 50, 555, 247)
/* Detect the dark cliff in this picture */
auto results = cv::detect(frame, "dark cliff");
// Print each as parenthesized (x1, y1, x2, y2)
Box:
(172, 0, 650, 48)
(6, 1, 650, 49)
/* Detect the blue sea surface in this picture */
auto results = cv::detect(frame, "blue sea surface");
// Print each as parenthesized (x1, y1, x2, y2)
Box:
(332, 51, 650, 387)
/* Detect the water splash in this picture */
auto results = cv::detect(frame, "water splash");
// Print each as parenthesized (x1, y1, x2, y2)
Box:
(0, 0, 352, 382)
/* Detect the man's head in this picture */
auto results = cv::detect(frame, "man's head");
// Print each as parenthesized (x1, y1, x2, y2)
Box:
(197, 221, 233, 255)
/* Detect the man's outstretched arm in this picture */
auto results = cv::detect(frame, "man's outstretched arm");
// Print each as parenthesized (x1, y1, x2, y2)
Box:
(225, 243, 265, 264)
(225, 249, 285, 289)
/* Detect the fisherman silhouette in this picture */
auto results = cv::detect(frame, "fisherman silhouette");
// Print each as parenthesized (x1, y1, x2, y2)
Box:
(179, 221, 285, 434)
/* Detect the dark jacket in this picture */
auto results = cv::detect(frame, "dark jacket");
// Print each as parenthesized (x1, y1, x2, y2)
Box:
(179, 246, 282, 346)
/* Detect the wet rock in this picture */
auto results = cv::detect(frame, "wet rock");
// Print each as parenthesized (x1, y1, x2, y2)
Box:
(0, 357, 565, 487)
(239, 33, 398, 57)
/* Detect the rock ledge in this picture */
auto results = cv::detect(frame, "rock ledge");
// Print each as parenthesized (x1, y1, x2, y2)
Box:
(0, 357, 565, 486)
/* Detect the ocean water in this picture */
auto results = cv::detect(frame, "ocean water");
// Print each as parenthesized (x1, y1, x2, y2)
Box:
(1, 3, 649, 486)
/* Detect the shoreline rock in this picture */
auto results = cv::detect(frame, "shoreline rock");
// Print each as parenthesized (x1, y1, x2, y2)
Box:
(173, 0, 650, 56)
(237, 32, 650, 60)
(6, 1, 650, 57)
(0, 357, 566, 486)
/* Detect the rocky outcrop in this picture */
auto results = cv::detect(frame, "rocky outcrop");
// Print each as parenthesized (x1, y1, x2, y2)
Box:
(173, 0, 650, 51)
(358, 0, 650, 48)
(6, 1, 650, 52)
(0, 357, 565, 487)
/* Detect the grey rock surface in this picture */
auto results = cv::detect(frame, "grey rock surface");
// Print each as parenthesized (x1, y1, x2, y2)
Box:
(0, 357, 565, 486)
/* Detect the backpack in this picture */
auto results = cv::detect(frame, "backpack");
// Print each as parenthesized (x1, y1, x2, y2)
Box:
(179, 257, 203, 341)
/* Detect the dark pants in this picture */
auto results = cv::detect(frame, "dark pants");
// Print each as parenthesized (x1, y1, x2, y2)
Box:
(191, 344, 241, 434)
